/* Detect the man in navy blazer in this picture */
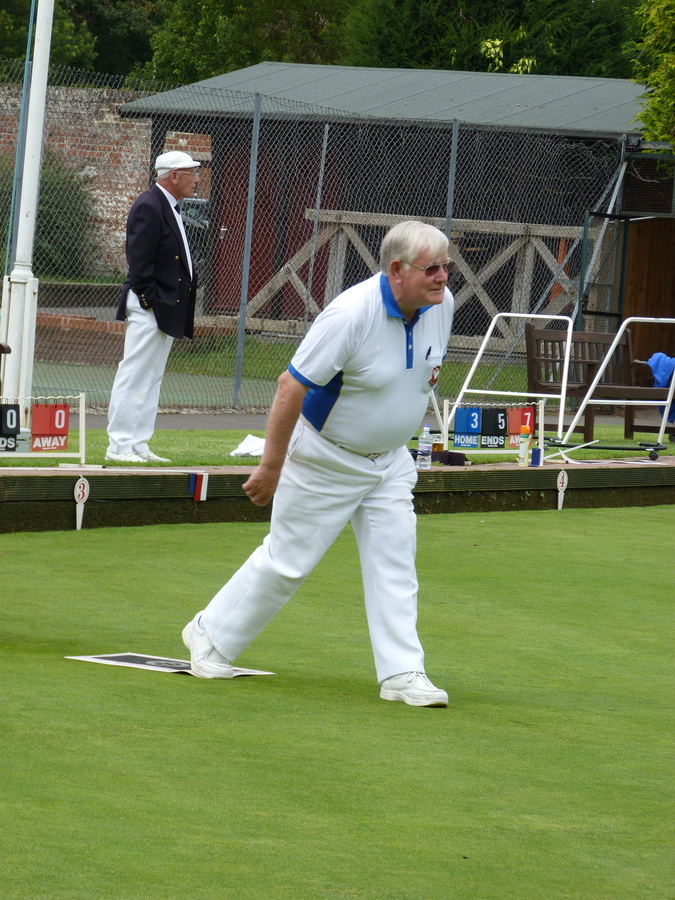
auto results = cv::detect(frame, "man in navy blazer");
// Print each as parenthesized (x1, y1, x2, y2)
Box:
(106, 150, 200, 463)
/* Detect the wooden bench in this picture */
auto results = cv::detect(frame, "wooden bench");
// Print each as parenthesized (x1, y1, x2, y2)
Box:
(525, 323, 673, 442)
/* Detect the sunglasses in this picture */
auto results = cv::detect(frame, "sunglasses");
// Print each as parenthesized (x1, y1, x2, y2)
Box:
(404, 259, 455, 276)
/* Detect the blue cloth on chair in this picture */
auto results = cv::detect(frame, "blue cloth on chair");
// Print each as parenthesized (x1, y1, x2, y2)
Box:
(647, 352, 675, 422)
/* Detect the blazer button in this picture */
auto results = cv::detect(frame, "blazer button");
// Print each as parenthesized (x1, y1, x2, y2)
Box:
(175, 256, 179, 260)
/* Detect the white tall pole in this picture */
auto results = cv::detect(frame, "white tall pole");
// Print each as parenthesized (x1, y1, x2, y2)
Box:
(0, 0, 54, 427)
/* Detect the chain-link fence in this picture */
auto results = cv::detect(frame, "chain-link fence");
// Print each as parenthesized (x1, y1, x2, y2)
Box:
(1, 60, 625, 413)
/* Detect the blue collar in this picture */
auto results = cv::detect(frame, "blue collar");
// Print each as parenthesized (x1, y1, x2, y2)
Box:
(379, 273, 432, 326)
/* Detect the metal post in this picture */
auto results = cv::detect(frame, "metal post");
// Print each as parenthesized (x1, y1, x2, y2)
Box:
(7, 63, 30, 276)
(575, 162, 627, 329)
(576, 210, 591, 330)
(233, 92, 261, 409)
(0, 0, 54, 428)
(4, 1, 37, 277)
(444, 119, 459, 239)
(616, 217, 630, 321)
(304, 123, 330, 333)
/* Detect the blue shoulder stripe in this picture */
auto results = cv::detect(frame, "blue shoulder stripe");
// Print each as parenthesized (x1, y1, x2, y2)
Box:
(288, 363, 320, 389)
(301, 371, 344, 431)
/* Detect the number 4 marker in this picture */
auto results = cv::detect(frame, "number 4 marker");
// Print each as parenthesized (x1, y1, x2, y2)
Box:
(556, 469, 569, 510)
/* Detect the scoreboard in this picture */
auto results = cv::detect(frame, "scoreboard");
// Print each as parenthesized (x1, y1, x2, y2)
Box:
(0, 401, 70, 452)
(452, 405, 535, 451)
(0, 393, 85, 462)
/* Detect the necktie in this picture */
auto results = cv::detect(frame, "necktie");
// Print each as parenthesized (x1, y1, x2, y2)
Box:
(173, 203, 192, 277)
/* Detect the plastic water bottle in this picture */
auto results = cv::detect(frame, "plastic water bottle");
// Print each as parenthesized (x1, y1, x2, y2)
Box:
(518, 425, 532, 467)
(417, 424, 432, 471)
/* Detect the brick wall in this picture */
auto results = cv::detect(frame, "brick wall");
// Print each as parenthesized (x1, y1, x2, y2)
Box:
(0, 84, 211, 275)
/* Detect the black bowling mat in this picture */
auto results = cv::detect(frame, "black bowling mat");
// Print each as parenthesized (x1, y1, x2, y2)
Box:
(65, 652, 274, 676)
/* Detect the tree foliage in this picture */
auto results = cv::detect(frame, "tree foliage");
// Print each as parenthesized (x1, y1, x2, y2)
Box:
(340, 0, 640, 79)
(0, 0, 96, 69)
(341, 0, 512, 71)
(136, 0, 349, 83)
(0, 0, 656, 107)
(33, 149, 97, 278)
(69, 1, 159, 76)
(1, 150, 96, 278)
(633, 0, 675, 143)
(0, 0, 158, 74)
(522, 0, 641, 78)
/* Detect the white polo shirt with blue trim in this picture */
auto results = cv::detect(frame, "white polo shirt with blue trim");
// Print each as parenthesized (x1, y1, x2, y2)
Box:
(288, 272, 454, 454)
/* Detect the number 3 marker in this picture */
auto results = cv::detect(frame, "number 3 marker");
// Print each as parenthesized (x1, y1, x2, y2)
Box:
(74, 477, 90, 530)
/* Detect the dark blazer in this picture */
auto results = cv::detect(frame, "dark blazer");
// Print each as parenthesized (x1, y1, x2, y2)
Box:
(117, 184, 197, 339)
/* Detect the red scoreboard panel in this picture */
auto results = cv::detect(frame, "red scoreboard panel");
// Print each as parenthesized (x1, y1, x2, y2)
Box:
(31, 402, 70, 451)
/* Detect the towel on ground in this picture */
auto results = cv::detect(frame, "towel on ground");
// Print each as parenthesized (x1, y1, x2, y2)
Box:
(230, 434, 266, 457)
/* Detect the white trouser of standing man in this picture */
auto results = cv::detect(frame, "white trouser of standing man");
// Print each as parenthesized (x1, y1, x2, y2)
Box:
(107, 290, 173, 457)
(201, 421, 426, 683)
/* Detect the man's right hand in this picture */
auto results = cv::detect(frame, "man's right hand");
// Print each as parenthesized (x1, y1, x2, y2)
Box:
(242, 464, 281, 506)
(241, 369, 309, 507)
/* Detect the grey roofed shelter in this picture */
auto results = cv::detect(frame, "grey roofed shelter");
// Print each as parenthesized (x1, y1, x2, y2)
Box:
(117, 61, 655, 338)
(120, 61, 646, 140)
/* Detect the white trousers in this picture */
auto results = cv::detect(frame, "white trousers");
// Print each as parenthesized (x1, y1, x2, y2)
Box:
(202, 421, 426, 683)
(107, 291, 173, 456)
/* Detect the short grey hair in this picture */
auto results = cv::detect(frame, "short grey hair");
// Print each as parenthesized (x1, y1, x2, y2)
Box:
(380, 220, 449, 273)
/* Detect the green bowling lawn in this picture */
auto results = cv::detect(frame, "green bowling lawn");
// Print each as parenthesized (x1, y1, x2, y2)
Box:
(2, 507, 673, 898)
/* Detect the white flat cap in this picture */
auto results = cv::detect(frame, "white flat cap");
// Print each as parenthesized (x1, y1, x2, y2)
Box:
(155, 150, 201, 176)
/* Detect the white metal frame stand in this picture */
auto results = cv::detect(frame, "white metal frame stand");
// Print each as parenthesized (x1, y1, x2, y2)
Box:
(563, 316, 675, 448)
(435, 313, 574, 458)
